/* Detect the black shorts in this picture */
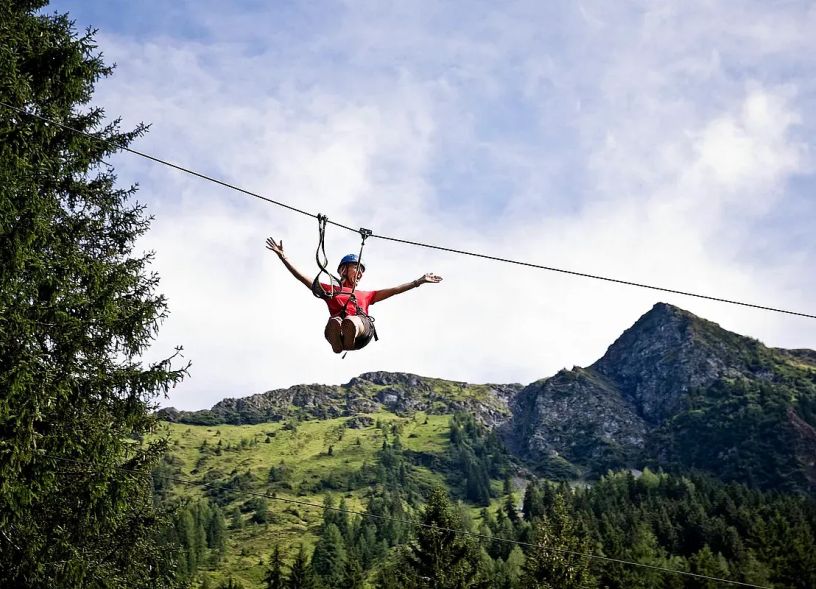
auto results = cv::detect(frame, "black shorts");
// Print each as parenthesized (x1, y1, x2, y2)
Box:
(353, 315, 376, 350)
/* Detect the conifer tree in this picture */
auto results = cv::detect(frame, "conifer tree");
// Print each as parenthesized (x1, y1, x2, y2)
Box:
(521, 494, 595, 589)
(739, 550, 771, 587)
(311, 523, 347, 587)
(252, 497, 270, 524)
(265, 544, 285, 589)
(503, 493, 520, 524)
(397, 487, 485, 588)
(336, 497, 352, 541)
(504, 546, 525, 587)
(688, 545, 730, 589)
(493, 508, 517, 561)
(522, 482, 544, 521)
(614, 523, 664, 588)
(343, 546, 366, 589)
(207, 505, 227, 561)
(356, 522, 379, 569)
(0, 2, 188, 586)
(286, 544, 314, 589)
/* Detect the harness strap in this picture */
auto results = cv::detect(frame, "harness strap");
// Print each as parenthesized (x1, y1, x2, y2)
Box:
(312, 214, 342, 299)
(339, 228, 378, 342)
(344, 228, 370, 300)
(344, 293, 378, 341)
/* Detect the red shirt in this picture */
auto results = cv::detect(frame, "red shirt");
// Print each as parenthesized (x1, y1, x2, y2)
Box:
(321, 285, 378, 317)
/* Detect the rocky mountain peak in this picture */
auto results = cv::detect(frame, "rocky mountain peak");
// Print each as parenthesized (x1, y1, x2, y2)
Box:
(592, 302, 767, 423)
(347, 371, 428, 388)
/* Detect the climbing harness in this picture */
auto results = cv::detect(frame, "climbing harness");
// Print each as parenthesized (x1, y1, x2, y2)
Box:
(312, 214, 342, 299)
(311, 215, 378, 356)
(340, 227, 378, 357)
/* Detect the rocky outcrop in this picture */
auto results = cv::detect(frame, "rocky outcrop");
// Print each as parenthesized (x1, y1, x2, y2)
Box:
(592, 303, 767, 424)
(503, 302, 816, 487)
(776, 348, 816, 367)
(164, 372, 523, 427)
(787, 407, 816, 489)
(506, 368, 646, 473)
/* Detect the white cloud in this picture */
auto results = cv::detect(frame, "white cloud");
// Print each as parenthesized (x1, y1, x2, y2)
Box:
(61, 0, 816, 409)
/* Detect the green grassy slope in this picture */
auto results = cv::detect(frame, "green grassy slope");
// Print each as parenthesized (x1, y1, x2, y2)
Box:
(157, 411, 489, 587)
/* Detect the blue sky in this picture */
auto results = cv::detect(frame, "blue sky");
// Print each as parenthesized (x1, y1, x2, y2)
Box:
(47, 1, 816, 410)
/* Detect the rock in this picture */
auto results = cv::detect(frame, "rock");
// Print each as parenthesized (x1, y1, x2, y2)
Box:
(166, 372, 522, 429)
(346, 415, 374, 429)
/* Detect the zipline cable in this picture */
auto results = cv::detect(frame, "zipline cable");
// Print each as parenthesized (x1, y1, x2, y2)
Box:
(49, 455, 772, 588)
(2, 101, 813, 320)
(0, 102, 318, 221)
(369, 232, 813, 318)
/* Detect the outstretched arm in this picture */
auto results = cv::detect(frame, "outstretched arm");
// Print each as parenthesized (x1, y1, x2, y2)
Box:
(372, 273, 443, 304)
(266, 237, 312, 289)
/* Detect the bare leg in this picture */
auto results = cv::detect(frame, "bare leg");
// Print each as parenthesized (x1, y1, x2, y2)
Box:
(324, 317, 343, 354)
(341, 316, 366, 350)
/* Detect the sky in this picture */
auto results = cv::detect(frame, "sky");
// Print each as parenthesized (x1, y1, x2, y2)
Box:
(47, 0, 816, 410)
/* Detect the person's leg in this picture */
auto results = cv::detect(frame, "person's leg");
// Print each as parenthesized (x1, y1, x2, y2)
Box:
(341, 315, 366, 350)
(352, 316, 374, 350)
(324, 317, 343, 354)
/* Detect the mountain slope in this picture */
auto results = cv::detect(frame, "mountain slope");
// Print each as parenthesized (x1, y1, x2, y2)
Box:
(163, 302, 816, 493)
(506, 303, 816, 491)
(161, 372, 522, 428)
(592, 303, 777, 423)
(506, 367, 645, 478)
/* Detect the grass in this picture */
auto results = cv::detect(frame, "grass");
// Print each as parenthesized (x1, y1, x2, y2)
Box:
(156, 411, 460, 588)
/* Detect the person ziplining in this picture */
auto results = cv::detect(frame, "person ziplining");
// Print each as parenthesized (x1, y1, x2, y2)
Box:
(266, 217, 442, 354)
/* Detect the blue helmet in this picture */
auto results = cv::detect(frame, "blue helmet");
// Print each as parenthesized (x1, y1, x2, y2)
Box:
(338, 253, 365, 273)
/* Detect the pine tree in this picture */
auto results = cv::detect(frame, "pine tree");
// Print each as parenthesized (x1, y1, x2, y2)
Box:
(356, 522, 378, 569)
(343, 546, 366, 589)
(398, 487, 485, 588)
(0, 2, 188, 587)
(522, 482, 544, 521)
(688, 545, 730, 589)
(493, 508, 517, 561)
(176, 509, 200, 579)
(521, 494, 595, 589)
(265, 544, 285, 589)
(614, 522, 664, 588)
(336, 498, 351, 541)
(503, 493, 520, 524)
(739, 550, 771, 587)
(286, 544, 314, 589)
(207, 505, 227, 562)
(252, 497, 270, 524)
(504, 546, 525, 587)
(311, 523, 347, 587)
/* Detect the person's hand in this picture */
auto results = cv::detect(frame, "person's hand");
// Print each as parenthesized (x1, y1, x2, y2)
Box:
(419, 273, 443, 284)
(266, 237, 285, 259)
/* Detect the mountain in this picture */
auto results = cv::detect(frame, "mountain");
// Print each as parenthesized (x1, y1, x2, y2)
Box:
(161, 302, 816, 493)
(506, 303, 816, 492)
(159, 371, 522, 428)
